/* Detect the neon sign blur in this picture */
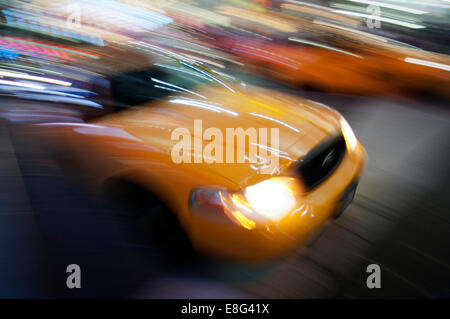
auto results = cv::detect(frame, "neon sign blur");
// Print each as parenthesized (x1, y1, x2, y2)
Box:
(0, 37, 100, 61)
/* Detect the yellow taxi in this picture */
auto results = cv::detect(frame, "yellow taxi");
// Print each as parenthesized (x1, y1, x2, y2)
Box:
(41, 45, 366, 260)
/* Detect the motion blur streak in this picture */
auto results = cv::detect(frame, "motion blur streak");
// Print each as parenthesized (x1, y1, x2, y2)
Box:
(0, 0, 449, 299)
(0, 79, 45, 90)
(0, 70, 72, 86)
(404, 57, 450, 71)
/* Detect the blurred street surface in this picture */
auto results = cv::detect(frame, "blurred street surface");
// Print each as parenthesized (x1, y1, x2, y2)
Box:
(1, 76, 449, 297)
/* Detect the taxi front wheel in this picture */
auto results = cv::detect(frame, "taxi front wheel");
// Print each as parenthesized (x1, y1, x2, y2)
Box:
(103, 179, 196, 263)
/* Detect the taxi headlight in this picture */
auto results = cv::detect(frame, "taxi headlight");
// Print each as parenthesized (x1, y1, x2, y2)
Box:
(189, 177, 300, 230)
(243, 177, 298, 221)
(340, 117, 357, 150)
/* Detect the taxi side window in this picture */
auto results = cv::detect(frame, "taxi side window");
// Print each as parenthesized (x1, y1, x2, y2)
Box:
(110, 63, 210, 111)
(110, 68, 170, 110)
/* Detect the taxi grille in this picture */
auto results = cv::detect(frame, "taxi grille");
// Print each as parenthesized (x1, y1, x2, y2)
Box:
(297, 134, 346, 190)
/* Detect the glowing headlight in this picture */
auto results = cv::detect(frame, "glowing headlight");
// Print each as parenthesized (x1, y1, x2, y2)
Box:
(244, 177, 297, 221)
(340, 118, 357, 150)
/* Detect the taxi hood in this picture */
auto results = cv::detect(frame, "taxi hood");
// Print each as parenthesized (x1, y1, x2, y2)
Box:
(95, 85, 343, 186)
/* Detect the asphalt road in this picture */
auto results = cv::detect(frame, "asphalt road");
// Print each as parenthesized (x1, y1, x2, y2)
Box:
(0, 82, 449, 298)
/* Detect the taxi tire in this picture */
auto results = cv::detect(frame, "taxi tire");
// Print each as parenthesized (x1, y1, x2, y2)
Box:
(103, 179, 196, 264)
